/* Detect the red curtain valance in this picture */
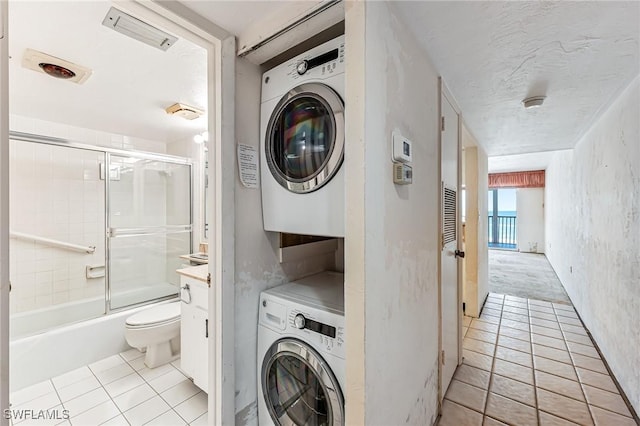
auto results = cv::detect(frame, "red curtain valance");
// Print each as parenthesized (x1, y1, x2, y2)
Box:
(489, 170, 545, 188)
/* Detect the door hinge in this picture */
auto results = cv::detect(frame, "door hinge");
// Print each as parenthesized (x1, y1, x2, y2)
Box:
(441, 233, 445, 250)
(441, 349, 446, 365)
(441, 116, 445, 131)
(462, 302, 466, 313)
(0, 4, 5, 40)
(206, 273, 211, 287)
(205, 319, 209, 338)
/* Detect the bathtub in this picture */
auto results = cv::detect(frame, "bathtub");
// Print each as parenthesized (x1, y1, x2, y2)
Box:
(10, 293, 179, 391)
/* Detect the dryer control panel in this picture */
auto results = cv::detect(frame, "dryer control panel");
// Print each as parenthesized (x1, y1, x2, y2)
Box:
(293, 43, 344, 77)
(261, 35, 345, 102)
(283, 41, 344, 82)
(259, 295, 345, 359)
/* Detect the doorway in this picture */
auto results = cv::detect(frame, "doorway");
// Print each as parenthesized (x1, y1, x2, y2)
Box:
(0, 1, 235, 423)
(488, 188, 517, 249)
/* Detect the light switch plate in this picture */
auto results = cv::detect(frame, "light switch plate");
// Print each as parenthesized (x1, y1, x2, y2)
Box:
(393, 162, 412, 185)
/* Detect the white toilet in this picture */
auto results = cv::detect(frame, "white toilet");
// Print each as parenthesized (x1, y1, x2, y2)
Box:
(125, 302, 181, 368)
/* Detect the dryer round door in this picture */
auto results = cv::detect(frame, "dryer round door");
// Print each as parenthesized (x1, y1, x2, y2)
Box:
(261, 338, 344, 426)
(265, 83, 344, 194)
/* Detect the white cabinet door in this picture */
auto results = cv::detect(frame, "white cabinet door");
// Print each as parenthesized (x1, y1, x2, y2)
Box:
(191, 306, 208, 393)
(180, 277, 208, 393)
(180, 298, 197, 384)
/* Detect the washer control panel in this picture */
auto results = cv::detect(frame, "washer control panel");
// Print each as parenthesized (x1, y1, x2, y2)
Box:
(288, 309, 345, 358)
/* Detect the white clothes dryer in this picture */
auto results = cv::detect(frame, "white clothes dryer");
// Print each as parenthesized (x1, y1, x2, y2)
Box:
(260, 36, 345, 237)
(257, 271, 345, 426)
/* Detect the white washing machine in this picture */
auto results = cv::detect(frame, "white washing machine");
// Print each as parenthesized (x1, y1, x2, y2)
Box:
(257, 271, 345, 426)
(260, 36, 345, 237)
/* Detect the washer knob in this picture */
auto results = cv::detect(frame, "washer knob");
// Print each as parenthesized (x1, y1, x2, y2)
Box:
(294, 314, 306, 329)
(296, 60, 308, 75)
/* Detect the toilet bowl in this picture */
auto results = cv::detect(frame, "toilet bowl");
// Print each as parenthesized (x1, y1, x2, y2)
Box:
(125, 302, 181, 368)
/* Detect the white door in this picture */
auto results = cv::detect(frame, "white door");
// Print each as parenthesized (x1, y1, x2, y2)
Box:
(0, 2, 10, 420)
(440, 87, 461, 396)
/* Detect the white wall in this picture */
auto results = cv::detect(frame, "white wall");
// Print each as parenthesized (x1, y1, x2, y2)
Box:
(545, 75, 640, 414)
(517, 188, 544, 253)
(9, 115, 167, 154)
(233, 57, 337, 425)
(346, 3, 441, 424)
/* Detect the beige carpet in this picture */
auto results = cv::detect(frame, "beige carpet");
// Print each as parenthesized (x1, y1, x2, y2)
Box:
(488, 250, 571, 304)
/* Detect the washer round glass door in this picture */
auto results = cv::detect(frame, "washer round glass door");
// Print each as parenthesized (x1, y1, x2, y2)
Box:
(262, 338, 344, 426)
(266, 83, 345, 193)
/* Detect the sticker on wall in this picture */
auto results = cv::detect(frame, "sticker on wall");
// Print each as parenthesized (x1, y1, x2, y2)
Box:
(237, 144, 259, 189)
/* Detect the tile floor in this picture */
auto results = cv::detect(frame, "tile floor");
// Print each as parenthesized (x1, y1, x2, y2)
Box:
(9, 350, 207, 426)
(439, 293, 637, 426)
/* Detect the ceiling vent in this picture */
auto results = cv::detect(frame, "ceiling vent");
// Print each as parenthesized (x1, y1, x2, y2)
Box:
(165, 103, 205, 120)
(22, 49, 92, 84)
(102, 7, 177, 51)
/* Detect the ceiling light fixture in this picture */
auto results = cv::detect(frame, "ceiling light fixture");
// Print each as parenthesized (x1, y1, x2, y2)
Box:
(39, 63, 76, 79)
(102, 7, 177, 51)
(193, 131, 209, 144)
(22, 49, 92, 84)
(166, 103, 205, 120)
(523, 96, 546, 109)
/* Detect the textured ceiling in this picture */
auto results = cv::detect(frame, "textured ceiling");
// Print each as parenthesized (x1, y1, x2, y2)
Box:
(395, 1, 640, 157)
(9, 1, 207, 144)
(488, 151, 562, 174)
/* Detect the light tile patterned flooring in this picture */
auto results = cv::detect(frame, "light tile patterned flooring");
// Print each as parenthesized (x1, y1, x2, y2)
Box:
(9, 350, 207, 426)
(439, 293, 637, 426)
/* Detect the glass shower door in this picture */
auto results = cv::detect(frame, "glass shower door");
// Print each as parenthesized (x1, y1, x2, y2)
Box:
(107, 155, 191, 310)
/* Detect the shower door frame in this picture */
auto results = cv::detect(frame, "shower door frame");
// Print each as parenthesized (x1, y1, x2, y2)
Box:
(8, 131, 194, 316)
(1, 1, 10, 421)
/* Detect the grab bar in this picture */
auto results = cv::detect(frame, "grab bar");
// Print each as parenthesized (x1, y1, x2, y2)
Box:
(10, 231, 96, 254)
(109, 225, 192, 237)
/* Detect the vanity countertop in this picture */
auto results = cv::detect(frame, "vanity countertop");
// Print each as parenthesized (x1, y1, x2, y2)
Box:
(176, 264, 209, 283)
(179, 253, 208, 265)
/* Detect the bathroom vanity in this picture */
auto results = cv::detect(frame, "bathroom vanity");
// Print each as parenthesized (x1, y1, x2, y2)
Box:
(176, 264, 209, 393)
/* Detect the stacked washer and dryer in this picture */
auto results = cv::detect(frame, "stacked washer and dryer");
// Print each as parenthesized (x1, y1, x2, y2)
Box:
(258, 36, 346, 426)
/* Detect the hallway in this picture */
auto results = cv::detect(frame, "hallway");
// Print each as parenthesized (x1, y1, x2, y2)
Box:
(489, 250, 571, 304)
(439, 294, 637, 425)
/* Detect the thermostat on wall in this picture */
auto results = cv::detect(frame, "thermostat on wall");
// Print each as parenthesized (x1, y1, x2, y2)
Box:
(393, 132, 412, 163)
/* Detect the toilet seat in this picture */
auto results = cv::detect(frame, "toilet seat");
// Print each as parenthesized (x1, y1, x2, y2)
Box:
(126, 302, 180, 328)
(126, 317, 179, 329)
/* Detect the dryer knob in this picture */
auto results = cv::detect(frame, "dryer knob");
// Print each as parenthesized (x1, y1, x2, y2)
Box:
(294, 314, 306, 329)
(296, 60, 308, 75)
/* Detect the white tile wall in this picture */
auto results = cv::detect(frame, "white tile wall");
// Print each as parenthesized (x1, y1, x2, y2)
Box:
(10, 141, 106, 314)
